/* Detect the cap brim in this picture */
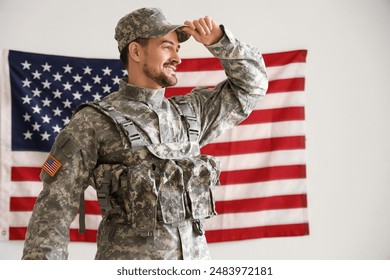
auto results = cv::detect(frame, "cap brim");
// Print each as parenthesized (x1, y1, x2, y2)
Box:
(174, 26, 191, 43)
(145, 24, 190, 43)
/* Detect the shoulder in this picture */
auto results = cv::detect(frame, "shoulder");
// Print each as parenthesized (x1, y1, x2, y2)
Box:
(72, 103, 112, 123)
(64, 103, 117, 141)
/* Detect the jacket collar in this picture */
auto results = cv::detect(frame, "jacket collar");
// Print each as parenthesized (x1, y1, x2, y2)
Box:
(119, 79, 165, 109)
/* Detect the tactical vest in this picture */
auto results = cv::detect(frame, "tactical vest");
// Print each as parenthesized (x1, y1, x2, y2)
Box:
(78, 96, 219, 237)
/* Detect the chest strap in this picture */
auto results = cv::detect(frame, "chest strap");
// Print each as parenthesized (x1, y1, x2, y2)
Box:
(172, 96, 200, 142)
(97, 101, 145, 148)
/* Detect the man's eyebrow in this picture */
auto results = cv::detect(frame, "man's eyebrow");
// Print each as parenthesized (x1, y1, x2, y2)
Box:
(160, 40, 181, 49)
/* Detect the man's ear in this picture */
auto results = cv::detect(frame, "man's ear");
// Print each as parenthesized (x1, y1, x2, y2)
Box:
(128, 42, 143, 62)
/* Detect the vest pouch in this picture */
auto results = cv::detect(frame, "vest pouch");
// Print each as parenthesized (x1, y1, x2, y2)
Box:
(93, 164, 126, 187)
(93, 164, 127, 215)
(180, 155, 219, 220)
(127, 166, 158, 234)
(158, 160, 186, 224)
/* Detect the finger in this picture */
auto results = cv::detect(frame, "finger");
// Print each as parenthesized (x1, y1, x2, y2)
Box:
(198, 17, 212, 34)
(184, 20, 196, 31)
(181, 26, 196, 37)
(204, 16, 213, 32)
(193, 20, 207, 36)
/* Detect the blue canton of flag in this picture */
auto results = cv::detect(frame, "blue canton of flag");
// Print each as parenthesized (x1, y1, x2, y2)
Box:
(9, 50, 126, 152)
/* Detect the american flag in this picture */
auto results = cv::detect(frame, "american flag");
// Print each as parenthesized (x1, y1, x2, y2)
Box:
(0, 48, 309, 242)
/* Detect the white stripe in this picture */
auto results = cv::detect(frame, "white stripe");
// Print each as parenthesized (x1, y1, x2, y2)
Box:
(85, 186, 98, 200)
(214, 179, 307, 201)
(204, 208, 308, 231)
(213, 120, 306, 143)
(255, 91, 305, 110)
(8, 212, 32, 227)
(175, 70, 226, 87)
(174, 63, 306, 88)
(70, 214, 100, 230)
(267, 63, 306, 81)
(10, 182, 43, 197)
(217, 149, 306, 172)
(12, 151, 47, 167)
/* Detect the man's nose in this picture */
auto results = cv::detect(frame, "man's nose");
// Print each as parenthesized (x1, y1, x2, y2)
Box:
(172, 51, 182, 65)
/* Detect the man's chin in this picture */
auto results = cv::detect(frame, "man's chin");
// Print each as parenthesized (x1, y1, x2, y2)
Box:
(161, 76, 178, 87)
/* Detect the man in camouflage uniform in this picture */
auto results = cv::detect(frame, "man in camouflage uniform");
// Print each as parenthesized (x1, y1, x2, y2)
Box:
(22, 7, 268, 260)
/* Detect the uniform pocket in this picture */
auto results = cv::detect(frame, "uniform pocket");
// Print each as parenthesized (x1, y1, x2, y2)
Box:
(127, 166, 158, 234)
(158, 160, 186, 224)
(181, 155, 219, 219)
(93, 164, 127, 214)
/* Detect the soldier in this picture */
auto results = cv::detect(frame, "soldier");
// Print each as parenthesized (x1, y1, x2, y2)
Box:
(22, 7, 268, 260)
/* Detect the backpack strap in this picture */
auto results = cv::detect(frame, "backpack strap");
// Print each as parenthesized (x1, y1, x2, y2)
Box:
(171, 96, 200, 142)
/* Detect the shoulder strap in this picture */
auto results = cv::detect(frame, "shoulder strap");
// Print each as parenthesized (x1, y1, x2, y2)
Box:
(97, 101, 144, 148)
(75, 101, 145, 149)
(171, 96, 200, 142)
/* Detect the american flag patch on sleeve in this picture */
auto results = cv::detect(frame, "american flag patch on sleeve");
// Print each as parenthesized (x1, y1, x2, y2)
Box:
(42, 154, 62, 177)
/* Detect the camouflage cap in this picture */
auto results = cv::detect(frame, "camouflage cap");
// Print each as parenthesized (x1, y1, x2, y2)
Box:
(115, 7, 190, 53)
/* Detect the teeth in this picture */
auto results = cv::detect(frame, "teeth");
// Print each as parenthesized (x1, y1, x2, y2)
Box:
(164, 66, 175, 72)
(164, 64, 176, 70)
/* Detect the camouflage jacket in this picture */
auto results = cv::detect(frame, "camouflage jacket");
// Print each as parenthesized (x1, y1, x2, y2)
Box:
(21, 27, 268, 260)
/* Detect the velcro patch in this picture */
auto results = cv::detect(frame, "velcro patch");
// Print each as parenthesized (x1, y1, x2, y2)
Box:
(42, 154, 62, 177)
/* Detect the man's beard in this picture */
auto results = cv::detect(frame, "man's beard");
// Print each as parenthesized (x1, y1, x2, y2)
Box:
(142, 63, 178, 88)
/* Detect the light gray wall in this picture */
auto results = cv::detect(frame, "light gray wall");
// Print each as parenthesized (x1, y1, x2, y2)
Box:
(0, 0, 389, 259)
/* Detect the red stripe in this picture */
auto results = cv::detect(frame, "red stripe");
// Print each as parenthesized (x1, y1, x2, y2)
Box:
(263, 50, 307, 67)
(9, 227, 27, 240)
(240, 106, 305, 125)
(165, 86, 197, 98)
(177, 57, 222, 72)
(176, 50, 307, 72)
(216, 194, 307, 214)
(219, 164, 306, 185)
(69, 228, 97, 242)
(10, 197, 37, 211)
(11, 167, 41, 181)
(164, 78, 305, 98)
(85, 200, 101, 215)
(205, 223, 309, 243)
(267, 78, 305, 94)
(201, 136, 305, 156)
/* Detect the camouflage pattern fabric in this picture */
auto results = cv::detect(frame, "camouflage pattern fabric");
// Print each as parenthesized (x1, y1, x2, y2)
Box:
(115, 7, 190, 53)
(21, 25, 268, 260)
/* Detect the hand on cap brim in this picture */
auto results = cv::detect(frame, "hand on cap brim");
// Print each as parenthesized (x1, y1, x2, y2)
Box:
(182, 16, 223, 46)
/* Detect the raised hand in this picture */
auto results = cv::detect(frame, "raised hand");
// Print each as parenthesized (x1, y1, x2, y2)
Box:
(182, 16, 224, 46)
